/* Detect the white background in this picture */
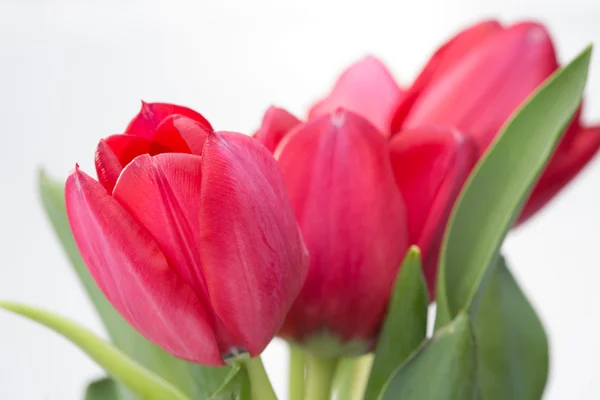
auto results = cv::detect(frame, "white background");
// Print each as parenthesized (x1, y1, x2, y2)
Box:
(1, 0, 599, 398)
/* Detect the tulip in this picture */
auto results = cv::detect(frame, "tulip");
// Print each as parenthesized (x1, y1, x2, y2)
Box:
(259, 109, 409, 354)
(66, 102, 309, 365)
(390, 20, 600, 222)
(307, 56, 405, 136)
(388, 127, 477, 295)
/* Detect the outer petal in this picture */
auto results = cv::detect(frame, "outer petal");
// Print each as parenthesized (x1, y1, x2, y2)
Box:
(254, 106, 302, 153)
(152, 115, 210, 156)
(278, 110, 408, 342)
(125, 102, 213, 139)
(389, 127, 477, 295)
(403, 22, 559, 152)
(308, 56, 404, 136)
(390, 20, 502, 133)
(94, 139, 124, 193)
(199, 131, 309, 356)
(113, 153, 209, 303)
(65, 167, 221, 364)
(520, 125, 600, 222)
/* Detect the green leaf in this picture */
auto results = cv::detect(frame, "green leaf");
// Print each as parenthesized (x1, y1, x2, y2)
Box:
(208, 363, 251, 400)
(39, 170, 196, 396)
(188, 364, 249, 400)
(364, 246, 428, 400)
(435, 46, 592, 328)
(380, 313, 477, 400)
(0, 302, 189, 400)
(474, 256, 549, 400)
(85, 377, 121, 400)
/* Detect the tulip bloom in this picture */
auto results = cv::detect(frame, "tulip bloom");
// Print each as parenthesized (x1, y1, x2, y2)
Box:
(390, 20, 600, 221)
(257, 109, 408, 354)
(66, 102, 309, 365)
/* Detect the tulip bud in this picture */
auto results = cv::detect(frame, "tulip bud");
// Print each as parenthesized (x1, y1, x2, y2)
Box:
(66, 102, 309, 365)
(308, 56, 404, 136)
(389, 127, 477, 295)
(399, 22, 559, 152)
(391, 20, 600, 222)
(276, 109, 409, 356)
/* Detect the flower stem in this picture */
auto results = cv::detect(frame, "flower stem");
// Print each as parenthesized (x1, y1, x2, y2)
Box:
(289, 344, 306, 400)
(243, 356, 277, 400)
(305, 353, 338, 400)
(348, 354, 374, 400)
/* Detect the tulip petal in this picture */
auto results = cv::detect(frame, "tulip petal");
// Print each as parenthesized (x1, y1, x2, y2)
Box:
(199, 131, 308, 356)
(403, 22, 559, 152)
(65, 167, 221, 364)
(94, 139, 124, 193)
(308, 56, 404, 136)
(125, 102, 213, 139)
(103, 134, 165, 167)
(277, 110, 408, 341)
(389, 127, 477, 295)
(520, 125, 600, 222)
(390, 20, 502, 133)
(152, 115, 210, 156)
(254, 107, 302, 153)
(112, 153, 208, 302)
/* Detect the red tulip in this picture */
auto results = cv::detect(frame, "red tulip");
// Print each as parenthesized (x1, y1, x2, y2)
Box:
(390, 21, 600, 222)
(269, 109, 409, 353)
(308, 56, 405, 137)
(66, 102, 309, 365)
(389, 127, 477, 295)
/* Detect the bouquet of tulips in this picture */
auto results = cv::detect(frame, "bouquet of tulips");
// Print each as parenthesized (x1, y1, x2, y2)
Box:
(2, 20, 599, 400)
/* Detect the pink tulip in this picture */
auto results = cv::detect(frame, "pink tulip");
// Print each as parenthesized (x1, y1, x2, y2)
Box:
(258, 109, 409, 352)
(66, 102, 309, 365)
(308, 56, 405, 137)
(391, 21, 600, 222)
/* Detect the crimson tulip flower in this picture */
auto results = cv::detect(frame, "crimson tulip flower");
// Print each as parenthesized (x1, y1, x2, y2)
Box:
(66, 102, 309, 365)
(257, 106, 473, 352)
(390, 20, 600, 221)
(271, 110, 409, 354)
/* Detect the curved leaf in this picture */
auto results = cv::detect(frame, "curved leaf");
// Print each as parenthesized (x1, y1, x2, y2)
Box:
(0, 302, 189, 400)
(435, 46, 592, 328)
(380, 313, 477, 400)
(474, 256, 549, 400)
(364, 246, 428, 400)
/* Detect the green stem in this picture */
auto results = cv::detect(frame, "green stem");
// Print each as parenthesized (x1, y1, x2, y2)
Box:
(304, 354, 338, 400)
(289, 345, 306, 400)
(334, 355, 373, 400)
(349, 354, 374, 400)
(243, 356, 277, 400)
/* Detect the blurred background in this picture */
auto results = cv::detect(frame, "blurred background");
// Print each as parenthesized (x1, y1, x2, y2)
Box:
(1, 0, 599, 398)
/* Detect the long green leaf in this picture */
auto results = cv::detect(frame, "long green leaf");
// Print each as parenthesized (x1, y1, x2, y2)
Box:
(0, 302, 189, 400)
(364, 246, 428, 400)
(380, 313, 477, 400)
(436, 46, 592, 328)
(40, 170, 235, 397)
(474, 256, 549, 400)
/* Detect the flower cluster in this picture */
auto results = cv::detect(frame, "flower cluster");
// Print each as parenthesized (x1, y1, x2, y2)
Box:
(65, 20, 598, 368)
